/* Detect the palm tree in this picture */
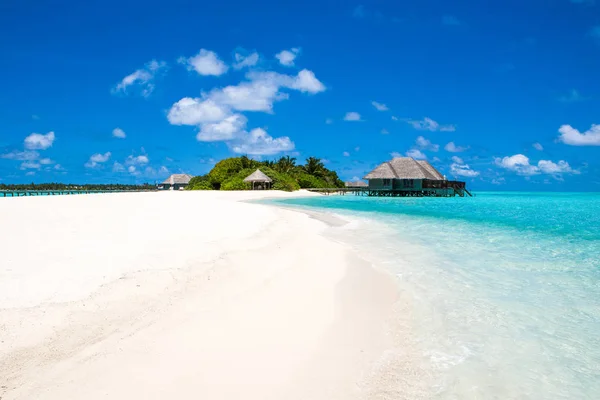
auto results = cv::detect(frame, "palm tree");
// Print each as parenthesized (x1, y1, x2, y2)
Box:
(275, 156, 297, 173)
(302, 157, 325, 177)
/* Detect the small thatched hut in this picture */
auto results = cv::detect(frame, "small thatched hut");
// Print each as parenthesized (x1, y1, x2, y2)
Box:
(243, 169, 272, 190)
(158, 174, 193, 191)
(345, 180, 368, 188)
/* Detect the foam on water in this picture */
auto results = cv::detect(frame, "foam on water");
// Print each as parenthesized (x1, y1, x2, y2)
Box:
(268, 192, 600, 399)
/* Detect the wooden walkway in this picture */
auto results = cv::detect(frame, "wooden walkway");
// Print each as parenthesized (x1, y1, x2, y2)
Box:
(0, 190, 154, 197)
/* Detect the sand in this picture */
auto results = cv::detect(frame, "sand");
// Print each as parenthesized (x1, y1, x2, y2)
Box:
(0, 191, 402, 399)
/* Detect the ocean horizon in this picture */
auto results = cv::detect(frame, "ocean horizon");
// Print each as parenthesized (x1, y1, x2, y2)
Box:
(268, 191, 600, 398)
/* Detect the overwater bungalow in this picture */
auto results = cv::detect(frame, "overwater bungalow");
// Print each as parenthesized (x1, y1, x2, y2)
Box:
(158, 174, 193, 191)
(363, 157, 471, 197)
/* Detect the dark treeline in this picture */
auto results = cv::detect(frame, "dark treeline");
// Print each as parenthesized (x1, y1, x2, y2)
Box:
(0, 182, 155, 191)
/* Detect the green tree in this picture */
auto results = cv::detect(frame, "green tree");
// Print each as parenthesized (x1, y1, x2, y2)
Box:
(302, 157, 325, 177)
(275, 156, 297, 174)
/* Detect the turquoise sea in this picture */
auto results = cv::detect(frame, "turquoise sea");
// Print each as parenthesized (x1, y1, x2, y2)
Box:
(269, 192, 600, 399)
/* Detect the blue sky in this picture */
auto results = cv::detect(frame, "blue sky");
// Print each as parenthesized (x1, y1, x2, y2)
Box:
(1, 0, 599, 190)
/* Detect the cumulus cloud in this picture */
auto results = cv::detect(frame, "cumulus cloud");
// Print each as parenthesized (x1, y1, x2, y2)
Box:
(415, 136, 439, 151)
(24, 131, 55, 150)
(196, 114, 248, 142)
(126, 154, 149, 165)
(372, 101, 389, 111)
(168, 54, 325, 156)
(405, 149, 427, 159)
(533, 142, 544, 151)
(406, 117, 455, 132)
(1, 150, 40, 161)
(233, 52, 259, 70)
(445, 141, 468, 152)
(344, 112, 362, 121)
(495, 154, 578, 176)
(39, 158, 53, 165)
(557, 124, 600, 146)
(20, 160, 41, 170)
(112, 128, 126, 139)
(113, 162, 125, 172)
(450, 160, 479, 177)
(229, 128, 294, 155)
(85, 152, 111, 168)
(168, 98, 230, 125)
(179, 49, 228, 76)
(112, 60, 166, 97)
(275, 48, 300, 66)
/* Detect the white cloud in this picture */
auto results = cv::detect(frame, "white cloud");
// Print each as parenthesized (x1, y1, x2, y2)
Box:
(415, 136, 439, 151)
(344, 112, 362, 121)
(557, 124, 600, 146)
(233, 52, 259, 70)
(290, 69, 325, 93)
(445, 141, 468, 152)
(538, 160, 577, 174)
(25, 171, 35, 176)
(491, 177, 506, 185)
(167, 98, 230, 125)
(85, 152, 111, 168)
(128, 165, 138, 175)
(1, 150, 39, 161)
(391, 116, 398, 121)
(405, 149, 427, 159)
(390, 152, 402, 158)
(54, 164, 64, 171)
(406, 117, 455, 132)
(196, 114, 247, 142)
(450, 162, 479, 178)
(451, 156, 464, 164)
(24, 131, 55, 150)
(533, 142, 544, 151)
(381, 128, 389, 134)
(179, 49, 228, 76)
(325, 118, 333, 124)
(343, 151, 350, 157)
(39, 158, 53, 165)
(208, 80, 284, 112)
(113, 162, 125, 172)
(275, 48, 300, 67)
(495, 154, 578, 176)
(442, 15, 461, 26)
(230, 128, 294, 155)
(126, 154, 149, 165)
(112, 60, 166, 97)
(112, 128, 126, 139)
(372, 101, 389, 111)
(159, 166, 169, 174)
(20, 160, 41, 170)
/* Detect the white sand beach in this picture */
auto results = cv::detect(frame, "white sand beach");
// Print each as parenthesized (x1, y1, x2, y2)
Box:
(0, 191, 410, 400)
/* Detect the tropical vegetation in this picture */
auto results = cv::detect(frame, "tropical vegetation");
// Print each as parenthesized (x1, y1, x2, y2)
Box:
(187, 156, 344, 192)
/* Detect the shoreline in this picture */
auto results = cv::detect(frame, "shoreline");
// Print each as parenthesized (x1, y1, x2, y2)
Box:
(1, 191, 408, 399)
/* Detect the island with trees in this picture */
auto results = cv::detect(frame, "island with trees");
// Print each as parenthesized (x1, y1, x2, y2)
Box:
(187, 156, 344, 191)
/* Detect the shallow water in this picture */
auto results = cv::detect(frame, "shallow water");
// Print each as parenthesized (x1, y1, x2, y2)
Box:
(268, 192, 600, 399)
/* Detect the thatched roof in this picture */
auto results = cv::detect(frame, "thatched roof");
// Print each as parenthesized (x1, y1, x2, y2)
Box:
(162, 174, 193, 185)
(243, 169, 272, 183)
(345, 180, 368, 187)
(363, 157, 445, 180)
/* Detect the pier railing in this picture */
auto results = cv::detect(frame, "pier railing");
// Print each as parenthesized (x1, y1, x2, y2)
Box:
(0, 189, 156, 197)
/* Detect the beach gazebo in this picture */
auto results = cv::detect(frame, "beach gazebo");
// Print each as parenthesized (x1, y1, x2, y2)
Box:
(158, 174, 193, 191)
(243, 169, 272, 190)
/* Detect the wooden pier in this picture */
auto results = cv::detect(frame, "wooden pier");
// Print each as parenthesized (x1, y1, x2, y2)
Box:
(308, 184, 472, 198)
(0, 190, 155, 198)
